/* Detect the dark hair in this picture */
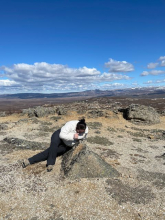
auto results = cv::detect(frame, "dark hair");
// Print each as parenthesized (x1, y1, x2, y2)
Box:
(76, 118, 86, 130)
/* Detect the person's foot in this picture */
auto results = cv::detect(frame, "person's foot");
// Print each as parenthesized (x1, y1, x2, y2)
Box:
(47, 165, 54, 172)
(21, 159, 30, 168)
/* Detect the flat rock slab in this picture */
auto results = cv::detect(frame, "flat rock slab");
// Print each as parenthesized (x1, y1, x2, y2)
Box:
(61, 142, 120, 179)
(4, 137, 49, 150)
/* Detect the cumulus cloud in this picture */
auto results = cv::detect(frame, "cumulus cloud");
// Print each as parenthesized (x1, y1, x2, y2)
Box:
(0, 79, 19, 87)
(105, 58, 134, 72)
(146, 56, 165, 69)
(158, 56, 165, 67)
(160, 60, 165, 67)
(147, 62, 159, 69)
(159, 56, 165, 61)
(1, 62, 131, 93)
(141, 70, 165, 76)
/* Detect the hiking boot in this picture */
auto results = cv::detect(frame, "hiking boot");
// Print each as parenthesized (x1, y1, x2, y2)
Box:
(47, 165, 54, 172)
(22, 159, 30, 168)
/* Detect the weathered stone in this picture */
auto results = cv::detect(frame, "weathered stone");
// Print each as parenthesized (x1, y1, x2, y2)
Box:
(87, 110, 105, 118)
(61, 142, 120, 179)
(161, 110, 165, 116)
(147, 135, 155, 140)
(125, 104, 160, 124)
(22, 106, 57, 118)
(22, 108, 35, 117)
(0, 124, 8, 130)
(0, 111, 6, 117)
(4, 137, 49, 150)
(56, 107, 67, 115)
(34, 106, 56, 117)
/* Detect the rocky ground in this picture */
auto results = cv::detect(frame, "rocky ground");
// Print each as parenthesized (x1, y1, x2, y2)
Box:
(0, 102, 165, 220)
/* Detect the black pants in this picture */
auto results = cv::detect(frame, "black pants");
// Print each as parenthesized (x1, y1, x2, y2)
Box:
(28, 129, 72, 166)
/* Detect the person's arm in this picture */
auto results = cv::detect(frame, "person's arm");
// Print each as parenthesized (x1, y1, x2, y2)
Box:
(59, 121, 76, 141)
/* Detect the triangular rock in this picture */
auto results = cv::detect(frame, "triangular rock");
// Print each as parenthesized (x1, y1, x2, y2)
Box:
(61, 142, 120, 179)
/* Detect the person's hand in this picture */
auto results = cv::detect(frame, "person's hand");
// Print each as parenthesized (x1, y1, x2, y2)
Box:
(74, 133, 79, 139)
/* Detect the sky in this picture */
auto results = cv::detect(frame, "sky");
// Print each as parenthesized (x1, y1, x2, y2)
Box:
(0, 0, 165, 94)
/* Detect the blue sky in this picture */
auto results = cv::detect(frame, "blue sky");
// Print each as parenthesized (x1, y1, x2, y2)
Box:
(0, 0, 165, 94)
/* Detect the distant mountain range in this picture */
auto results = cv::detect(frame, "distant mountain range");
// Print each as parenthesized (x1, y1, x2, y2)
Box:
(0, 87, 165, 99)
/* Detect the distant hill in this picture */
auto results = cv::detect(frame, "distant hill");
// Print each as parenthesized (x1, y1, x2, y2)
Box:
(0, 87, 165, 99)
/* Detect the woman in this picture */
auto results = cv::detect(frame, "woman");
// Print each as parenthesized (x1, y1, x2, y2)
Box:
(22, 118, 88, 172)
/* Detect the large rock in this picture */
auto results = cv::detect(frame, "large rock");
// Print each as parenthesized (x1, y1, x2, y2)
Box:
(61, 142, 120, 179)
(0, 124, 8, 130)
(126, 104, 160, 124)
(0, 111, 6, 117)
(56, 107, 67, 115)
(22, 106, 57, 118)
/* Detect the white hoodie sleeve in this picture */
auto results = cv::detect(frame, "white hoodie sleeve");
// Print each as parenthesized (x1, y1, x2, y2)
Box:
(59, 121, 78, 141)
(59, 121, 89, 142)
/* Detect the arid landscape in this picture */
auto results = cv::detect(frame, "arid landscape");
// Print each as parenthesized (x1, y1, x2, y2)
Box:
(0, 94, 165, 220)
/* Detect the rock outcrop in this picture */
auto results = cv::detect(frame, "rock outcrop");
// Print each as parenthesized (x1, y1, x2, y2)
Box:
(87, 109, 118, 119)
(22, 106, 57, 118)
(0, 124, 8, 130)
(61, 142, 120, 179)
(4, 137, 49, 150)
(56, 107, 67, 115)
(125, 104, 160, 124)
(0, 111, 6, 117)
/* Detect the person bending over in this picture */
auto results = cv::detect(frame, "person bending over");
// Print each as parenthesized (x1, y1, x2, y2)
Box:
(22, 119, 88, 172)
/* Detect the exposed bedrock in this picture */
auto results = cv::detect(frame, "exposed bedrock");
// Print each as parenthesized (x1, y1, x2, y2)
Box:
(61, 142, 120, 179)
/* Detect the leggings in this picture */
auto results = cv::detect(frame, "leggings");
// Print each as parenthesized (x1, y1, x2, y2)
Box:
(28, 129, 72, 166)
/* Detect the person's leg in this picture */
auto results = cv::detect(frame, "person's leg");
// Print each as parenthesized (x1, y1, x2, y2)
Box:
(47, 144, 72, 172)
(28, 148, 49, 164)
(47, 129, 62, 166)
(24, 129, 62, 166)
(57, 144, 72, 157)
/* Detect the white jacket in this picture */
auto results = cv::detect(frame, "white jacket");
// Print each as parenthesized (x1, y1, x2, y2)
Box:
(59, 120, 88, 147)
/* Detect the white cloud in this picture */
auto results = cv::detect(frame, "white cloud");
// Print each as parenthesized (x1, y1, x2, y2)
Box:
(105, 58, 134, 72)
(0, 79, 19, 86)
(147, 62, 159, 69)
(157, 56, 165, 67)
(141, 71, 149, 76)
(141, 70, 165, 76)
(160, 60, 165, 67)
(1, 62, 131, 93)
(159, 56, 165, 61)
